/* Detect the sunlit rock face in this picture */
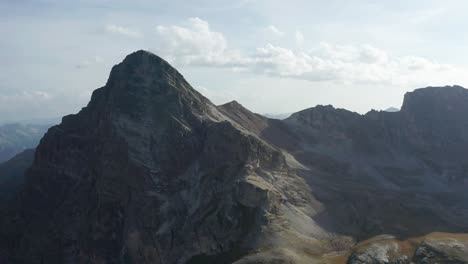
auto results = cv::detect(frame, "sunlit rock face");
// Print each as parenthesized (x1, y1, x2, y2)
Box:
(1, 51, 468, 264)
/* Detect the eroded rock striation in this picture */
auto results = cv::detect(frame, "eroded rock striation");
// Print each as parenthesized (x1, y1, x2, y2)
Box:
(1, 50, 468, 263)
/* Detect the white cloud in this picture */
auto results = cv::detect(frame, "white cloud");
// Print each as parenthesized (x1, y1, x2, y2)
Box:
(266, 25, 284, 37)
(156, 17, 250, 67)
(0, 91, 53, 112)
(105, 24, 141, 38)
(250, 42, 459, 85)
(76, 56, 103, 69)
(154, 18, 468, 87)
(251, 44, 339, 81)
(295, 31, 305, 47)
(156, 17, 226, 60)
(179, 0, 251, 12)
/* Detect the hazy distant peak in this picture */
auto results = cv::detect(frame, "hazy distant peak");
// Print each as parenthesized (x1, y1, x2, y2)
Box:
(262, 113, 291, 119)
(384, 107, 399, 112)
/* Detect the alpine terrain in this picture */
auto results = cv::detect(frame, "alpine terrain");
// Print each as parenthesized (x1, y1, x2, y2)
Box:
(1, 50, 468, 264)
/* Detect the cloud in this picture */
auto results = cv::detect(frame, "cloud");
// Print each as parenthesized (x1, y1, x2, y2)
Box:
(250, 42, 457, 85)
(179, 0, 251, 12)
(266, 25, 284, 37)
(76, 56, 103, 69)
(295, 31, 305, 47)
(251, 44, 339, 81)
(0, 91, 52, 101)
(105, 24, 142, 38)
(156, 17, 250, 67)
(0, 91, 53, 113)
(154, 18, 468, 87)
(156, 18, 226, 59)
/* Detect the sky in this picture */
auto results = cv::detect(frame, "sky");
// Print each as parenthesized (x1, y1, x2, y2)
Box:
(1, 0, 468, 123)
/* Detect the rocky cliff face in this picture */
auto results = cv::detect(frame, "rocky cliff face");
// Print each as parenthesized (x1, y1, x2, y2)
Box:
(3, 51, 323, 264)
(1, 51, 468, 263)
(274, 90, 468, 240)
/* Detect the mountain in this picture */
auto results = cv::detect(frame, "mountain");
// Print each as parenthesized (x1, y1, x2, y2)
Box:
(263, 112, 291, 119)
(0, 117, 60, 126)
(384, 107, 399, 112)
(0, 149, 35, 204)
(0, 123, 48, 162)
(1, 51, 468, 263)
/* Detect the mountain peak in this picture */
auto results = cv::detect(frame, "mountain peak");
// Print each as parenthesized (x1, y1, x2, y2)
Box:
(287, 104, 358, 121)
(128, 49, 156, 57)
(108, 50, 182, 85)
(121, 50, 170, 66)
(89, 50, 216, 119)
(62, 50, 218, 130)
(384, 107, 399, 112)
(401, 85, 468, 115)
(398, 86, 468, 141)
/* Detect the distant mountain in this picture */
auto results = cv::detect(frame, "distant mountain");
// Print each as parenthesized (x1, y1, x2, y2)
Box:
(15, 117, 60, 126)
(0, 123, 49, 162)
(0, 149, 35, 201)
(263, 112, 291, 119)
(384, 107, 399, 112)
(1, 51, 468, 263)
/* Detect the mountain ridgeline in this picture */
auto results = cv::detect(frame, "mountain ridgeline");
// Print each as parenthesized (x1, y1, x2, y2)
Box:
(1, 50, 468, 264)
(0, 123, 48, 163)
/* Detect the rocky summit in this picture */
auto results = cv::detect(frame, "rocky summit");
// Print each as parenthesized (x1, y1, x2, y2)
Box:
(1, 50, 468, 264)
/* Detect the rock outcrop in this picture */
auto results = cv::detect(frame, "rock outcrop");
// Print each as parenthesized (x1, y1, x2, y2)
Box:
(348, 233, 468, 264)
(414, 236, 468, 263)
(1, 50, 468, 263)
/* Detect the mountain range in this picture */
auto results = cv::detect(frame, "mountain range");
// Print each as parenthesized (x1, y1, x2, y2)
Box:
(1, 50, 468, 264)
(0, 123, 49, 163)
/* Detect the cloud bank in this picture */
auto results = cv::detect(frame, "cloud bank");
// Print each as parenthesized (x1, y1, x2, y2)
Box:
(106, 24, 142, 38)
(154, 18, 467, 87)
(267, 25, 284, 37)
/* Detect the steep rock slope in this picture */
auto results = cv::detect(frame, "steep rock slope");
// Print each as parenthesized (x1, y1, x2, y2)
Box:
(267, 88, 468, 240)
(216, 88, 468, 260)
(6, 51, 329, 264)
